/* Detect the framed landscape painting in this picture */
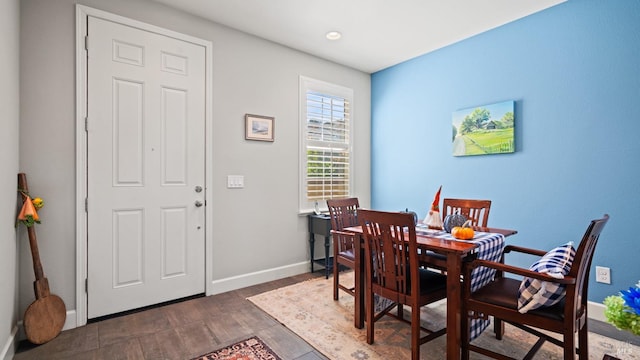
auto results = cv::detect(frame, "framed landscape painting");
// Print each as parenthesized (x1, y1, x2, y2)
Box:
(452, 100, 514, 156)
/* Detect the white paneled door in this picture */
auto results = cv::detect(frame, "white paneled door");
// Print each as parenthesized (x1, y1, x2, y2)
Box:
(86, 16, 206, 318)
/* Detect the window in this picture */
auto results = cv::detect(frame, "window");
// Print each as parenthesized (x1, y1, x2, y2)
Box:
(299, 76, 354, 213)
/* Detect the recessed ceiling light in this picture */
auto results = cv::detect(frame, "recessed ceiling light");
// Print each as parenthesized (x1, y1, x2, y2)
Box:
(325, 31, 342, 41)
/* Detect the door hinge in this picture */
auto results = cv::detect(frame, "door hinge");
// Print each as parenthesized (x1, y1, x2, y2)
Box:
(85, 278, 88, 293)
(85, 35, 89, 51)
(85, 198, 88, 213)
(85, 117, 88, 132)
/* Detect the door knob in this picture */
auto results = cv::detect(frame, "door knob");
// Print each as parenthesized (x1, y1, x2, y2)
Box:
(195, 185, 203, 193)
(195, 200, 203, 207)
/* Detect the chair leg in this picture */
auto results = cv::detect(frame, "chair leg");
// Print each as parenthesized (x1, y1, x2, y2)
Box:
(493, 317, 504, 340)
(461, 310, 470, 360)
(354, 262, 363, 329)
(578, 323, 589, 359)
(563, 330, 576, 360)
(333, 258, 339, 300)
(411, 304, 420, 360)
(366, 288, 375, 344)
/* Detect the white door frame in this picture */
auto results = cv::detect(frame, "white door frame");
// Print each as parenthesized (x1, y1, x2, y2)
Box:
(75, 5, 213, 326)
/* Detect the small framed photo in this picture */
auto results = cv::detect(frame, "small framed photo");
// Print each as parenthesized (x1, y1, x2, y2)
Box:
(245, 114, 275, 142)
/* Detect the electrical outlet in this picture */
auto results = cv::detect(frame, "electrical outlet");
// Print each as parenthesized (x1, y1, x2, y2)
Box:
(595, 266, 611, 284)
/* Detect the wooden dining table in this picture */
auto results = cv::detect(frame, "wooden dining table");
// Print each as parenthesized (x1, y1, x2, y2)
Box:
(342, 224, 517, 360)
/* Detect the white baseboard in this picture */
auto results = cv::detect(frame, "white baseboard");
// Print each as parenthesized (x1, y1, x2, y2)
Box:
(1, 326, 17, 360)
(208, 261, 310, 295)
(589, 300, 607, 322)
(63, 309, 77, 331)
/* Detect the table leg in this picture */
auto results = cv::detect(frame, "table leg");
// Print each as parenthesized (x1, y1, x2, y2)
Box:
(324, 235, 330, 279)
(354, 237, 364, 329)
(446, 253, 463, 360)
(309, 233, 315, 273)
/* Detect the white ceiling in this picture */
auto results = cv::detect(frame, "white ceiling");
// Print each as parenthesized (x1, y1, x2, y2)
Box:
(151, 0, 566, 73)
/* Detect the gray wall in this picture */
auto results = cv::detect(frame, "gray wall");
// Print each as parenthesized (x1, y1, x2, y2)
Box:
(18, 0, 370, 329)
(1, 0, 20, 357)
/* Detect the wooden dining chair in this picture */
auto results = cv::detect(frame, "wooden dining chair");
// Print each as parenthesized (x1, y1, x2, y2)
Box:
(422, 198, 492, 271)
(326, 197, 360, 300)
(359, 209, 447, 360)
(442, 198, 492, 227)
(460, 214, 609, 360)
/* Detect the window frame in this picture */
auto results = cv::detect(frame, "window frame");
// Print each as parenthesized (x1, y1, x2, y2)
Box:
(299, 76, 354, 213)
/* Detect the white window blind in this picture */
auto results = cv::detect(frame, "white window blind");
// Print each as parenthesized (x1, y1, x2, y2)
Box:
(299, 77, 354, 212)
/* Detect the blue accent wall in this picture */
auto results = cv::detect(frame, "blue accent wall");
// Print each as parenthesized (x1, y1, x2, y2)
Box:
(371, 0, 640, 302)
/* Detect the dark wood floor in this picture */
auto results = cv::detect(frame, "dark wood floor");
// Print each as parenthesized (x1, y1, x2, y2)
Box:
(14, 272, 328, 360)
(14, 270, 639, 359)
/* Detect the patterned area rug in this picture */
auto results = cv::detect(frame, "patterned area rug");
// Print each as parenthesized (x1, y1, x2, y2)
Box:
(190, 336, 281, 360)
(248, 271, 640, 359)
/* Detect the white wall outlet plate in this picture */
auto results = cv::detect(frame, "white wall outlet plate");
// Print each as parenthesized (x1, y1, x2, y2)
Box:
(595, 266, 611, 284)
(227, 175, 244, 188)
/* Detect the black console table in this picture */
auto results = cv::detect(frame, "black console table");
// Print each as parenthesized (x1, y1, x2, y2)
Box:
(307, 213, 332, 278)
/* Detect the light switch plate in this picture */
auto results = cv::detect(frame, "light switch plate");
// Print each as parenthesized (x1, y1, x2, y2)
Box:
(227, 175, 244, 188)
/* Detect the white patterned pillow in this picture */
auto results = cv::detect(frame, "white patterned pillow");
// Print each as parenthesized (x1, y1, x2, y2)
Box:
(517, 242, 576, 314)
